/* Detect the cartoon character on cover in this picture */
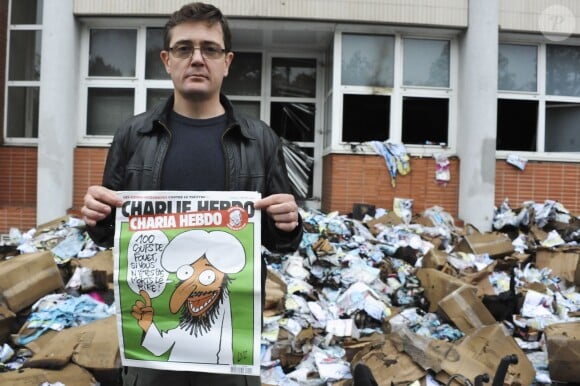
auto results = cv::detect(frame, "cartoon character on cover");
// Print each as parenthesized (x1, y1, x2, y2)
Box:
(131, 229, 246, 364)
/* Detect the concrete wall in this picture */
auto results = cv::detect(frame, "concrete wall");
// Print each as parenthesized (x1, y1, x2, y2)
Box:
(73, 0, 468, 27)
(456, 0, 499, 231)
(36, 0, 80, 225)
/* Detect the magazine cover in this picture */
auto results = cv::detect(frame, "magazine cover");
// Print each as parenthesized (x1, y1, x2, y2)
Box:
(113, 191, 261, 376)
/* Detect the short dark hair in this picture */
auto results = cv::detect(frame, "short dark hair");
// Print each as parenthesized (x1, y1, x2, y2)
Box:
(164, 2, 232, 52)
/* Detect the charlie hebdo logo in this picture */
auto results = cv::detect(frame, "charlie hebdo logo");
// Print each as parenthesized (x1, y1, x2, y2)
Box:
(539, 5, 576, 42)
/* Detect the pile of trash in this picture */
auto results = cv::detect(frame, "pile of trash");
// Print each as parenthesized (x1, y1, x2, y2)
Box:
(0, 199, 578, 385)
(260, 199, 579, 385)
(0, 217, 117, 385)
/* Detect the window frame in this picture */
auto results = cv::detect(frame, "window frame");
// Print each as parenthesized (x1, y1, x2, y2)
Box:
(498, 34, 580, 162)
(330, 25, 458, 157)
(78, 18, 169, 146)
(3, 0, 44, 145)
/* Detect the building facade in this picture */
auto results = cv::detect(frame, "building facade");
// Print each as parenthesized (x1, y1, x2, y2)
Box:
(1, 0, 580, 234)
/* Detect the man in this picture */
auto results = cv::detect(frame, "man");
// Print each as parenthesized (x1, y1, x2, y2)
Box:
(81, 3, 302, 385)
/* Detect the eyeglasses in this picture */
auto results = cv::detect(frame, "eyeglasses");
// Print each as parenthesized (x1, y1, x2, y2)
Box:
(168, 43, 227, 60)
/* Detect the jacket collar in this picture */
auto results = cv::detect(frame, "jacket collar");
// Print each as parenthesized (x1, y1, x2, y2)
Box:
(138, 93, 256, 140)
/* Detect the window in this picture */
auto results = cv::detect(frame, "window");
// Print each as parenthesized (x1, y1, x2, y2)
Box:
(342, 34, 394, 87)
(338, 34, 453, 147)
(268, 57, 318, 198)
(4, 0, 43, 141)
(269, 57, 317, 143)
(497, 99, 537, 151)
(546, 45, 580, 97)
(402, 97, 448, 145)
(403, 38, 449, 88)
(498, 44, 537, 92)
(342, 95, 390, 142)
(545, 102, 580, 152)
(82, 26, 173, 141)
(497, 42, 580, 154)
(223, 52, 263, 119)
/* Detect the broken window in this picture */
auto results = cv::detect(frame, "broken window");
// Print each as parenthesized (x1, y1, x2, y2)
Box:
(270, 102, 315, 142)
(497, 99, 537, 151)
(338, 34, 452, 148)
(402, 97, 448, 145)
(342, 94, 390, 143)
(545, 102, 580, 152)
(498, 42, 580, 154)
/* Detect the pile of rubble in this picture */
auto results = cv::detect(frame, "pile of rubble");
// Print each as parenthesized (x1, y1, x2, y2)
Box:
(260, 199, 579, 385)
(0, 199, 578, 385)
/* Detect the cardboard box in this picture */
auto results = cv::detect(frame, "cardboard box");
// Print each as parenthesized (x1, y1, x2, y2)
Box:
(265, 268, 287, 312)
(456, 324, 535, 386)
(0, 251, 64, 312)
(422, 248, 448, 270)
(364, 212, 403, 235)
(438, 285, 496, 333)
(353, 337, 424, 385)
(26, 315, 120, 384)
(0, 363, 97, 385)
(416, 268, 467, 313)
(393, 323, 534, 385)
(0, 305, 15, 344)
(71, 249, 114, 284)
(455, 232, 514, 258)
(535, 247, 580, 285)
(544, 321, 580, 382)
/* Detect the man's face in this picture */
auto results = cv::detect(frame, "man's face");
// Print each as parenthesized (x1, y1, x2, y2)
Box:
(161, 21, 233, 101)
(169, 255, 225, 316)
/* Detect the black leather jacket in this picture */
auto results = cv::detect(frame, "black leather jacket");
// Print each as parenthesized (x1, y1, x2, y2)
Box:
(87, 94, 302, 253)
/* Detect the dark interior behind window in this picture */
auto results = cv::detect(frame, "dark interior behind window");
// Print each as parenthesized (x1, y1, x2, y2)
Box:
(402, 97, 448, 145)
(497, 99, 537, 151)
(342, 94, 390, 142)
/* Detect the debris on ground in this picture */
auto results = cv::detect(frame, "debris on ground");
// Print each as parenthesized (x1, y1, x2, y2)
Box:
(0, 199, 578, 385)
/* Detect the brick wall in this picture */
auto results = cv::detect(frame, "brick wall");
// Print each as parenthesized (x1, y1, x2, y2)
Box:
(0, 147, 37, 233)
(322, 154, 461, 218)
(72, 147, 109, 210)
(495, 160, 580, 213)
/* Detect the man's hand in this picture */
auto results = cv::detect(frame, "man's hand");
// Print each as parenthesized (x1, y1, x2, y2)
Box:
(132, 290, 154, 332)
(254, 193, 300, 232)
(81, 185, 123, 226)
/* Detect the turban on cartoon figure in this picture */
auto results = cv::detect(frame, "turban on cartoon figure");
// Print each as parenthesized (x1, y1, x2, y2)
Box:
(131, 230, 246, 364)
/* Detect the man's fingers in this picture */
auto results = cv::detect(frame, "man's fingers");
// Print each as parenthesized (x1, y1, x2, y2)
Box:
(275, 220, 300, 232)
(86, 186, 123, 207)
(254, 193, 293, 209)
(81, 186, 122, 226)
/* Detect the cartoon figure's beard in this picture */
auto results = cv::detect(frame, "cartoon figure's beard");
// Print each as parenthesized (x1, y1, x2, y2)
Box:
(178, 277, 231, 337)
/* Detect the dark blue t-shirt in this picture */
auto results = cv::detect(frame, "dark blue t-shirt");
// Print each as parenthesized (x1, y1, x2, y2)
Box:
(160, 111, 226, 190)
